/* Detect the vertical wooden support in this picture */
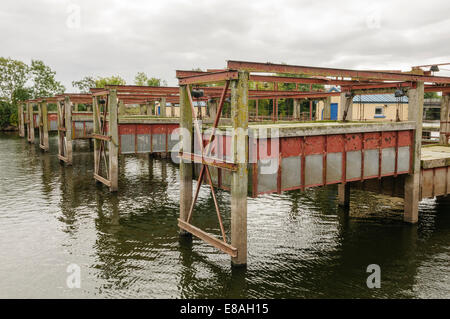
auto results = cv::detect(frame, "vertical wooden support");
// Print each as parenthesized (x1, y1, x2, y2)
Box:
(146, 101, 152, 116)
(339, 93, 353, 121)
(338, 183, 350, 207)
(179, 85, 193, 236)
(160, 97, 167, 117)
(64, 97, 73, 165)
(208, 99, 218, 121)
(293, 99, 300, 120)
(119, 100, 125, 116)
(109, 89, 119, 192)
(28, 102, 35, 143)
(230, 71, 249, 267)
(92, 96, 100, 179)
(439, 94, 450, 145)
(18, 103, 25, 137)
(404, 81, 424, 224)
(323, 96, 331, 120)
(40, 101, 49, 151)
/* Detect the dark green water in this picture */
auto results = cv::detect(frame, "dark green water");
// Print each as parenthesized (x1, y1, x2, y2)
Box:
(0, 132, 449, 298)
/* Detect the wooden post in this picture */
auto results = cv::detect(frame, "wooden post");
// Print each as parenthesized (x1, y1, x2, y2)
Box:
(323, 97, 331, 120)
(231, 71, 249, 267)
(40, 101, 49, 151)
(179, 85, 193, 237)
(338, 183, 350, 207)
(57, 100, 64, 161)
(92, 96, 100, 180)
(439, 94, 450, 145)
(119, 100, 125, 116)
(18, 103, 24, 137)
(65, 97, 73, 165)
(146, 101, 152, 116)
(160, 97, 167, 117)
(109, 89, 119, 192)
(28, 102, 35, 143)
(404, 81, 424, 223)
(293, 99, 300, 120)
(208, 99, 218, 121)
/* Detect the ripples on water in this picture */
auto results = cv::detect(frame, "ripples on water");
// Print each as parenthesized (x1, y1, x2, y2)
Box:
(0, 133, 449, 298)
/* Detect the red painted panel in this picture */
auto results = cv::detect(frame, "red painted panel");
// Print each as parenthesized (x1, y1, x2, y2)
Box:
(119, 124, 135, 135)
(281, 137, 302, 157)
(381, 131, 396, 148)
(167, 124, 179, 134)
(398, 130, 412, 147)
(136, 124, 151, 134)
(363, 132, 380, 149)
(345, 134, 362, 151)
(152, 124, 167, 134)
(258, 138, 278, 159)
(304, 136, 325, 155)
(327, 135, 345, 153)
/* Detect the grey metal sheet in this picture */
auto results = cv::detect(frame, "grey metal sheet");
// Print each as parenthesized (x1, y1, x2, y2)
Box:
(346, 150, 361, 180)
(327, 152, 342, 183)
(381, 147, 396, 175)
(305, 154, 323, 186)
(120, 134, 135, 154)
(137, 134, 151, 153)
(364, 149, 379, 177)
(281, 156, 301, 189)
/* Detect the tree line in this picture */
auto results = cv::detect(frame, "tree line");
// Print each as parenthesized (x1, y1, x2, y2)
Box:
(0, 56, 166, 130)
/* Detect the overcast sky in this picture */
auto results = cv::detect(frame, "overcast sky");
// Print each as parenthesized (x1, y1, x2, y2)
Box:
(1, 0, 449, 91)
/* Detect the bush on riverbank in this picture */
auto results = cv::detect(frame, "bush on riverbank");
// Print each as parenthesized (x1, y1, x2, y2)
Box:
(0, 101, 18, 130)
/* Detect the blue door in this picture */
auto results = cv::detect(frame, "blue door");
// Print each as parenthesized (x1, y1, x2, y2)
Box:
(321, 103, 339, 120)
(330, 103, 338, 120)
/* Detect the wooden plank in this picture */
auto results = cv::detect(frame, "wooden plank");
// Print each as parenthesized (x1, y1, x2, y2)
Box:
(178, 152, 238, 171)
(94, 173, 112, 187)
(58, 154, 69, 163)
(92, 133, 112, 141)
(177, 219, 238, 257)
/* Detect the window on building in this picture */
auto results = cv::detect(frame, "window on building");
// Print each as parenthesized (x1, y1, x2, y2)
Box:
(374, 105, 386, 118)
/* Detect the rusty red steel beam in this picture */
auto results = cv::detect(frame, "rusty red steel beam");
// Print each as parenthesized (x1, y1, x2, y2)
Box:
(177, 70, 383, 86)
(179, 71, 239, 85)
(227, 60, 450, 84)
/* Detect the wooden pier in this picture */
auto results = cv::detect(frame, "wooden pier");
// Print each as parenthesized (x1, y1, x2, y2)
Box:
(16, 60, 450, 267)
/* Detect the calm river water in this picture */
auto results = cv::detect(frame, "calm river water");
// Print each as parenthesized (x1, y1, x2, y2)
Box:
(0, 133, 449, 298)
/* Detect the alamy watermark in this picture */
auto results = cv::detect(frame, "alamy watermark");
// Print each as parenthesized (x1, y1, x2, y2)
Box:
(66, 263, 81, 289)
(66, 4, 81, 29)
(366, 264, 381, 289)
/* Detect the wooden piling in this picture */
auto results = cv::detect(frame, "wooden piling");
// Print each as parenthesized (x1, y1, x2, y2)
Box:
(323, 96, 331, 120)
(179, 85, 193, 237)
(339, 93, 353, 121)
(230, 71, 249, 267)
(92, 96, 100, 180)
(39, 101, 49, 151)
(338, 183, 350, 207)
(404, 81, 424, 223)
(18, 103, 25, 137)
(439, 94, 449, 145)
(160, 97, 167, 117)
(65, 97, 73, 165)
(108, 89, 119, 192)
(28, 102, 35, 143)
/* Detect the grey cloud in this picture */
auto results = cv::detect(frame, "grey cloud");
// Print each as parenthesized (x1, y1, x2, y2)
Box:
(0, 0, 449, 91)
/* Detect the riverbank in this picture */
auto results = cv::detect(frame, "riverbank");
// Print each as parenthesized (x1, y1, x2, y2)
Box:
(0, 125, 18, 131)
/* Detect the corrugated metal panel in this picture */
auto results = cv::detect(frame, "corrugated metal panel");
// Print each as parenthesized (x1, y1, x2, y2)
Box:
(352, 94, 408, 104)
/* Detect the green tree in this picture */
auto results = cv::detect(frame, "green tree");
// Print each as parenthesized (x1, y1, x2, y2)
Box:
(424, 92, 439, 99)
(0, 57, 29, 103)
(95, 75, 126, 88)
(72, 76, 96, 93)
(29, 60, 65, 98)
(134, 72, 167, 86)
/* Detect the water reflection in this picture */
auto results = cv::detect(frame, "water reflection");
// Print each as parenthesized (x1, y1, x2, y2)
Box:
(0, 132, 449, 298)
